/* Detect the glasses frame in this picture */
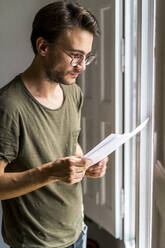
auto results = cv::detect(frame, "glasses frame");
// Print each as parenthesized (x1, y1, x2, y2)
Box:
(59, 47, 96, 67)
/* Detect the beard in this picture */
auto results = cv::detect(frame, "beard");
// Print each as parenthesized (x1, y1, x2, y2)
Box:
(46, 70, 70, 85)
(45, 66, 80, 85)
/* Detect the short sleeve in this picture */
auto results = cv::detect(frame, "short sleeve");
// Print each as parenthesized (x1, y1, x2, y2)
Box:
(0, 108, 19, 163)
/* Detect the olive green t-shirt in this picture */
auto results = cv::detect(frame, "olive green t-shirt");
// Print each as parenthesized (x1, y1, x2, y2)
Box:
(0, 75, 84, 248)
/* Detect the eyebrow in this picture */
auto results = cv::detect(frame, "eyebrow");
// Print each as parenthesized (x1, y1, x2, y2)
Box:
(67, 48, 92, 56)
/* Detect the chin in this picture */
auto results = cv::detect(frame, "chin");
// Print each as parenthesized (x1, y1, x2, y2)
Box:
(62, 77, 76, 85)
(63, 81, 76, 85)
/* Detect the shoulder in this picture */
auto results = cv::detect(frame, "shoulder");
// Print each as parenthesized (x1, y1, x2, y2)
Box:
(0, 75, 22, 115)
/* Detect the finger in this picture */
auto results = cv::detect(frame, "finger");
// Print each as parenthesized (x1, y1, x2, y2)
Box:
(86, 164, 107, 176)
(89, 157, 108, 169)
(73, 171, 85, 179)
(101, 156, 109, 164)
(72, 167, 86, 174)
(67, 165, 86, 177)
(86, 169, 106, 178)
(96, 158, 108, 168)
(63, 172, 85, 184)
(87, 163, 103, 172)
(70, 157, 93, 168)
(87, 168, 104, 174)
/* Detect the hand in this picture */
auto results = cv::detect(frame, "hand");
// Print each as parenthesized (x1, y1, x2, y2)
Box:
(51, 156, 93, 184)
(85, 157, 109, 178)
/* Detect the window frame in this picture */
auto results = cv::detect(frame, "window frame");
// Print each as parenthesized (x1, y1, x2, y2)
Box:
(135, 0, 156, 247)
(123, 0, 156, 247)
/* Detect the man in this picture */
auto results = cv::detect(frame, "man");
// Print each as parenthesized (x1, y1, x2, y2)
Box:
(0, 1, 108, 248)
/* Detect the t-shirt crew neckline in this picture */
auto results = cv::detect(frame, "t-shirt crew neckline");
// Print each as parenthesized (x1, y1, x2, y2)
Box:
(18, 74, 66, 112)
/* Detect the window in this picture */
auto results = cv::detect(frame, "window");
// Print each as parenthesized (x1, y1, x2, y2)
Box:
(78, 0, 156, 247)
(124, 0, 156, 247)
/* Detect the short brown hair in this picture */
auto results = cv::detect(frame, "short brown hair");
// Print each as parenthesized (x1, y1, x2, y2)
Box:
(31, 1, 100, 55)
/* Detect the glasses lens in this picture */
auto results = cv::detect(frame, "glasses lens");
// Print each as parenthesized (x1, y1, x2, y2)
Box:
(72, 57, 82, 67)
(71, 54, 96, 67)
(85, 55, 96, 65)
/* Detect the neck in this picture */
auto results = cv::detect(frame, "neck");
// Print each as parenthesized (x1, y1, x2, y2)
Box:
(21, 56, 59, 98)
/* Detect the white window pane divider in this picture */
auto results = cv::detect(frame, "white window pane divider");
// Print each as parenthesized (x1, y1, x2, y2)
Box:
(124, 0, 138, 247)
(136, 0, 156, 248)
(124, 0, 156, 247)
(115, 0, 124, 240)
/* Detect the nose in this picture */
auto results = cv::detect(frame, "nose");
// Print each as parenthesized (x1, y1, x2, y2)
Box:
(75, 59, 86, 71)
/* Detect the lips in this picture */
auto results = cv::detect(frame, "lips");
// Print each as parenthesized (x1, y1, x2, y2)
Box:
(70, 72, 79, 78)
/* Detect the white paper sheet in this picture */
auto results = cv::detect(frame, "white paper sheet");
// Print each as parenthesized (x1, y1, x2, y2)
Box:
(84, 118, 149, 167)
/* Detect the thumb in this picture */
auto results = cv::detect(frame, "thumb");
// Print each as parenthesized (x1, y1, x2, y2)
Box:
(82, 158, 93, 167)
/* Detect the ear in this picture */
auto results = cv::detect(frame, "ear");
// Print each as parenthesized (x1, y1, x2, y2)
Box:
(36, 37, 49, 56)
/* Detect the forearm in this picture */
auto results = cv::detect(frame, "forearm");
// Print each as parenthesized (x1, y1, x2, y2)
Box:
(0, 161, 55, 200)
(0, 156, 92, 200)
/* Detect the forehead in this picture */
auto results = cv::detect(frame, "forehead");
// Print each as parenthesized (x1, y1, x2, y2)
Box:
(59, 27, 94, 54)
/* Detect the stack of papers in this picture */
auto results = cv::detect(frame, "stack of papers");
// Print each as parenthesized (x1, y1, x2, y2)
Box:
(84, 118, 149, 167)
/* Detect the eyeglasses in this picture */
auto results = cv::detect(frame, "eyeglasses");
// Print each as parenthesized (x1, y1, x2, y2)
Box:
(59, 47, 96, 67)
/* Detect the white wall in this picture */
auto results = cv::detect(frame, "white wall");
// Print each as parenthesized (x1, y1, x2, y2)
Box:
(0, 0, 56, 87)
(0, 1, 55, 247)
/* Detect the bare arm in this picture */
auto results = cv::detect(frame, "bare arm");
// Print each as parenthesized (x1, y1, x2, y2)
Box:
(0, 156, 92, 200)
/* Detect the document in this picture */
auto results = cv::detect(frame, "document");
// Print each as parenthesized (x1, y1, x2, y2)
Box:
(84, 118, 149, 167)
